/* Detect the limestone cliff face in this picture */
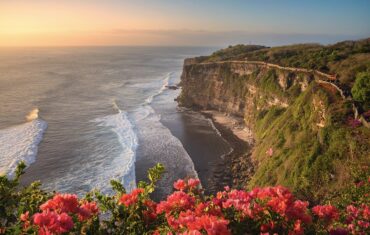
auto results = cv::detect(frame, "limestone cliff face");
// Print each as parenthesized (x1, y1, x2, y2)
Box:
(178, 58, 369, 201)
(179, 59, 325, 132)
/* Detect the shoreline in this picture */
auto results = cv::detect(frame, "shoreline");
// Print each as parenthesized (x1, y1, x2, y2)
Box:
(150, 84, 255, 196)
(200, 110, 255, 191)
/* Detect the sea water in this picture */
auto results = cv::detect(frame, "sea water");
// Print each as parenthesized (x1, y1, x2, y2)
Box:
(0, 46, 230, 196)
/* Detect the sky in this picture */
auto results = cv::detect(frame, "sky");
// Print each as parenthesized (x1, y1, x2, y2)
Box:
(0, 0, 369, 47)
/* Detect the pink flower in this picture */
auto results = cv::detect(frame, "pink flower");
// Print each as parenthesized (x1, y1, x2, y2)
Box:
(33, 211, 74, 234)
(38, 228, 52, 235)
(119, 188, 145, 207)
(200, 215, 230, 235)
(143, 210, 157, 224)
(266, 147, 273, 156)
(177, 210, 201, 230)
(166, 214, 180, 230)
(20, 211, 31, 229)
(286, 200, 312, 224)
(20, 211, 29, 221)
(156, 191, 195, 215)
(346, 117, 362, 128)
(33, 211, 58, 228)
(57, 213, 74, 233)
(174, 179, 186, 191)
(292, 219, 304, 235)
(78, 201, 99, 221)
(222, 189, 252, 218)
(40, 194, 79, 213)
(187, 178, 200, 188)
(312, 205, 339, 222)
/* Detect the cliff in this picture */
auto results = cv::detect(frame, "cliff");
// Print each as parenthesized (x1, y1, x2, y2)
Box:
(178, 43, 370, 201)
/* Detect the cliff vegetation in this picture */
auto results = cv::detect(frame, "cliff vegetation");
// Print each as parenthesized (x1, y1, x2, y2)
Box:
(178, 38, 370, 203)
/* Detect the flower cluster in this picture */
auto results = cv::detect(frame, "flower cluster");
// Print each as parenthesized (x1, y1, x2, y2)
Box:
(345, 204, 370, 234)
(214, 186, 312, 234)
(119, 188, 145, 207)
(21, 194, 99, 234)
(312, 205, 340, 222)
(12, 175, 370, 235)
(173, 178, 201, 191)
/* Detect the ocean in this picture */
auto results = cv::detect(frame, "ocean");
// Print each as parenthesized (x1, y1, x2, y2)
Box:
(0, 46, 231, 197)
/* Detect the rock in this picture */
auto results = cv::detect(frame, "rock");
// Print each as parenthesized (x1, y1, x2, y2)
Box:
(166, 85, 179, 90)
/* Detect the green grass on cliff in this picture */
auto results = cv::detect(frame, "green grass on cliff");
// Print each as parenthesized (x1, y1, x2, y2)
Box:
(203, 38, 370, 94)
(249, 82, 370, 202)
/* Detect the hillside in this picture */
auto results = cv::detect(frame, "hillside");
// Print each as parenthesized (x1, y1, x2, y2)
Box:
(178, 38, 370, 202)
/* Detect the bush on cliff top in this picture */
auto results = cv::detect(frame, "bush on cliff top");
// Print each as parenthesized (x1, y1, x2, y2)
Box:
(352, 72, 370, 111)
(1, 162, 369, 235)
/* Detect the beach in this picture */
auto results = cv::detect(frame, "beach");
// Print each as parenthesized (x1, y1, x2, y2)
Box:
(145, 85, 255, 196)
(201, 110, 255, 191)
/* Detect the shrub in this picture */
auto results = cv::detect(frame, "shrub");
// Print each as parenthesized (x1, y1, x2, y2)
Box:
(351, 72, 370, 110)
(0, 162, 369, 234)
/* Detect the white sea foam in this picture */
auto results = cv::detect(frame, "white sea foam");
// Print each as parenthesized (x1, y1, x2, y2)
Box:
(145, 72, 171, 104)
(132, 105, 199, 195)
(94, 104, 138, 192)
(93, 73, 197, 195)
(123, 72, 200, 195)
(0, 109, 47, 178)
(207, 118, 222, 137)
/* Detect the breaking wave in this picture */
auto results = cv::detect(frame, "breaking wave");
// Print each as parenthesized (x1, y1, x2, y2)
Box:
(132, 74, 199, 195)
(0, 108, 47, 178)
(145, 72, 171, 104)
(94, 102, 138, 192)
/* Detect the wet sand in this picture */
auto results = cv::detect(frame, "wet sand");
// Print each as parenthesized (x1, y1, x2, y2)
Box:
(201, 111, 255, 190)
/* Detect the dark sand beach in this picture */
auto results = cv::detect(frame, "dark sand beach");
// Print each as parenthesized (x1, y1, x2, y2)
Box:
(138, 86, 254, 196)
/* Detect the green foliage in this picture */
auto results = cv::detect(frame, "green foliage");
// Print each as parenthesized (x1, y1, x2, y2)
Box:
(258, 69, 284, 97)
(249, 83, 370, 202)
(0, 162, 165, 235)
(223, 73, 249, 98)
(110, 179, 126, 194)
(207, 44, 267, 61)
(138, 163, 165, 194)
(351, 72, 370, 110)
(0, 162, 50, 233)
(196, 38, 370, 88)
(327, 165, 370, 208)
(91, 163, 165, 234)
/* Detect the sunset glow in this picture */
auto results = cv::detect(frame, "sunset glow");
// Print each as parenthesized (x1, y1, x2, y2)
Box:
(1, 0, 369, 46)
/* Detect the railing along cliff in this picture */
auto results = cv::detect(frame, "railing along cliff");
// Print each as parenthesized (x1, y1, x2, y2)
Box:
(186, 60, 368, 127)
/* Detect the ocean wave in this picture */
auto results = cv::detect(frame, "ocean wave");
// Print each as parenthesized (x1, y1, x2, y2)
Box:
(94, 104, 138, 192)
(0, 108, 47, 178)
(144, 72, 171, 104)
(132, 105, 199, 196)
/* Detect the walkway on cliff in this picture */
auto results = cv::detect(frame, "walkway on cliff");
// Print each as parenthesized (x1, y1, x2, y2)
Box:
(190, 60, 368, 127)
